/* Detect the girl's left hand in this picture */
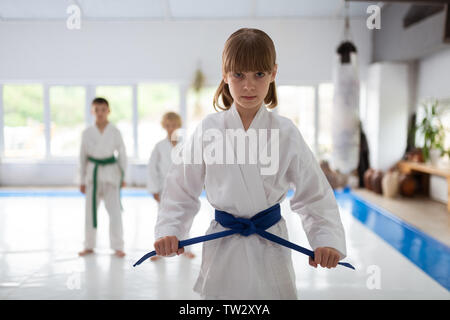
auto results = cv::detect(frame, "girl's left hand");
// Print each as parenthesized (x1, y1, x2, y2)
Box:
(309, 247, 340, 269)
(121, 181, 126, 188)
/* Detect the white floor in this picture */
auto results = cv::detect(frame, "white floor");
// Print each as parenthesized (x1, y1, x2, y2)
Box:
(0, 193, 448, 300)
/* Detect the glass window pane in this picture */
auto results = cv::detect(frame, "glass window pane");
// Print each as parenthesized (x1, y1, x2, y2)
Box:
(3, 84, 44, 158)
(440, 101, 450, 152)
(318, 83, 334, 161)
(186, 86, 217, 137)
(277, 85, 315, 152)
(95, 86, 133, 158)
(137, 83, 179, 160)
(50, 86, 85, 157)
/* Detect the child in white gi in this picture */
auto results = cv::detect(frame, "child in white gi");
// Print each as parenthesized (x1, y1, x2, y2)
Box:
(147, 112, 195, 261)
(153, 28, 348, 299)
(79, 97, 127, 258)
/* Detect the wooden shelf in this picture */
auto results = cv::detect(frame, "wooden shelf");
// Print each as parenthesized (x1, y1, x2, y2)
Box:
(397, 161, 450, 212)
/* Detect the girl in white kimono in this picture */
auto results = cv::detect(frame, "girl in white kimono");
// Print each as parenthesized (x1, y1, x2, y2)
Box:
(79, 97, 127, 258)
(147, 112, 195, 261)
(153, 28, 349, 299)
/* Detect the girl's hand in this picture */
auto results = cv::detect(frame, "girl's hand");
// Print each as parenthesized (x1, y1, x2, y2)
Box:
(154, 236, 184, 257)
(153, 193, 160, 202)
(121, 181, 126, 188)
(80, 185, 86, 194)
(309, 247, 340, 269)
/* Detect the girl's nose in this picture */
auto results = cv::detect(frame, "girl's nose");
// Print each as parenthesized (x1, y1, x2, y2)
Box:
(243, 78, 255, 91)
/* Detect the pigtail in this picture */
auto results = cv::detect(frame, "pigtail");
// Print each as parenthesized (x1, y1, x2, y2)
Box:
(264, 81, 278, 109)
(213, 80, 234, 112)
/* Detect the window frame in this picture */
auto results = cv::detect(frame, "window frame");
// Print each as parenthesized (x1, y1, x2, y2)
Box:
(0, 80, 339, 163)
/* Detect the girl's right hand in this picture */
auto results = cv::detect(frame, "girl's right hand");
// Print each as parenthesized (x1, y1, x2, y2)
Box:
(80, 185, 86, 194)
(153, 193, 160, 202)
(154, 236, 184, 257)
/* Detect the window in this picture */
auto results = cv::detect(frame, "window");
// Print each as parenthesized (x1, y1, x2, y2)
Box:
(95, 86, 133, 158)
(441, 100, 450, 153)
(318, 83, 334, 161)
(3, 84, 45, 158)
(137, 83, 180, 160)
(186, 86, 217, 137)
(277, 85, 316, 152)
(49, 86, 85, 157)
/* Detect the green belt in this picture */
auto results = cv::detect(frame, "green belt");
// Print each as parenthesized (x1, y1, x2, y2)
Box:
(87, 155, 124, 229)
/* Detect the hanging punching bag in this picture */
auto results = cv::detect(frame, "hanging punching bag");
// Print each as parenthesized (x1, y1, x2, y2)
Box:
(331, 34, 360, 175)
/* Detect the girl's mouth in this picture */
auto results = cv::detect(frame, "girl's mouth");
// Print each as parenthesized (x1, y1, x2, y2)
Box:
(242, 96, 257, 100)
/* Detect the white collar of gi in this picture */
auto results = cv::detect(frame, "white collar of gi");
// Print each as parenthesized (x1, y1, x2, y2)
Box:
(166, 134, 182, 146)
(230, 102, 267, 131)
(95, 122, 110, 135)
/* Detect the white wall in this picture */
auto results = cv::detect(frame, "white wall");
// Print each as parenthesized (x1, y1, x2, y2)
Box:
(372, 4, 448, 63)
(0, 18, 372, 85)
(0, 161, 148, 187)
(415, 47, 450, 204)
(417, 47, 450, 101)
(0, 18, 373, 186)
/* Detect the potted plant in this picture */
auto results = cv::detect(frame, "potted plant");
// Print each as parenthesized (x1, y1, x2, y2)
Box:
(191, 66, 205, 118)
(416, 100, 449, 165)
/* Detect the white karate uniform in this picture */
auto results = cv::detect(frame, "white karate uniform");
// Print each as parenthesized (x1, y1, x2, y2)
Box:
(155, 103, 347, 299)
(79, 122, 127, 251)
(148, 136, 198, 255)
(147, 137, 178, 195)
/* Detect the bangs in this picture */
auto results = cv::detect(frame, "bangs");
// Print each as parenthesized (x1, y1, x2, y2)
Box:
(222, 30, 276, 74)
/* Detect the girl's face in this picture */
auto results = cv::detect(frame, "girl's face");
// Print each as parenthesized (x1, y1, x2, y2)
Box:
(163, 119, 181, 138)
(92, 103, 110, 123)
(224, 65, 277, 111)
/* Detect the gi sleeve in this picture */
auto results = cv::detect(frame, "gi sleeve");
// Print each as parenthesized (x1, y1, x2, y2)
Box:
(154, 123, 205, 241)
(286, 123, 347, 260)
(147, 145, 162, 194)
(79, 130, 88, 185)
(116, 129, 127, 182)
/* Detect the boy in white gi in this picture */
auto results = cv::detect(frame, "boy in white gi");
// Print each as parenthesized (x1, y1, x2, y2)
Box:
(79, 97, 127, 258)
(147, 112, 195, 261)
(152, 28, 349, 299)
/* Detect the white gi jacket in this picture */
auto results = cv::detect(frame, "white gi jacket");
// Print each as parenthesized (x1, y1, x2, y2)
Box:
(155, 103, 347, 299)
(147, 137, 178, 195)
(79, 123, 127, 187)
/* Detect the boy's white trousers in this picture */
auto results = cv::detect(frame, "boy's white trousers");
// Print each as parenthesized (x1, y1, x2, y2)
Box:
(84, 181, 124, 251)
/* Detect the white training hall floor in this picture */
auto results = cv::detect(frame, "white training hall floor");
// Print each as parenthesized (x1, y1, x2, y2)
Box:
(0, 190, 448, 300)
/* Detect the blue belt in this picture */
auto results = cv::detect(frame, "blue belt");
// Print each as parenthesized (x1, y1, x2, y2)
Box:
(133, 203, 355, 270)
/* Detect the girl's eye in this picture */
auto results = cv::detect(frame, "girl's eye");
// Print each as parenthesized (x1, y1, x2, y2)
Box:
(256, 72, 265, 78)
(233, 73, 243, 78)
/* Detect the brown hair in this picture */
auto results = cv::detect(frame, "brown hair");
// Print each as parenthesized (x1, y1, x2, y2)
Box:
(92, 97, 109, 108)
(161, 111, 182, 128)
(213, 28, 278, 112)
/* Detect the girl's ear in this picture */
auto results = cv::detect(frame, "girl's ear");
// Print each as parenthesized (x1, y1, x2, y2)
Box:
(271, 64, 278, 82)
(223, 73, 228, 84)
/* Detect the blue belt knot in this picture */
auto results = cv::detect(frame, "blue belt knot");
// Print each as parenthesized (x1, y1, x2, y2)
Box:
(133, 202, 355, 270)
